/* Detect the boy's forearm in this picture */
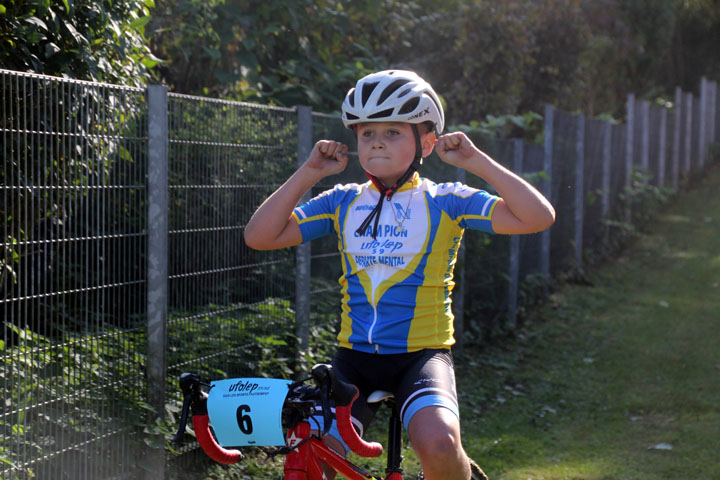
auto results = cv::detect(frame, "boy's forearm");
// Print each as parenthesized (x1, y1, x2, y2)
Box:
(462, 151, 554, 227)
(244, 166, 321, 248)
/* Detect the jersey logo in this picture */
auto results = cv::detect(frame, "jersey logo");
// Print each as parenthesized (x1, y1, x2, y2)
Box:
(392, 202, 411, 220)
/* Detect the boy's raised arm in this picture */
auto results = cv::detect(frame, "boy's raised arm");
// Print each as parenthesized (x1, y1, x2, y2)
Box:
(435, 132, 555, 235)
(244, 140, 349, 250)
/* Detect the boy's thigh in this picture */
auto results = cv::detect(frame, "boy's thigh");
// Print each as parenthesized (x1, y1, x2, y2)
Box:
(394, 348, 460, 430)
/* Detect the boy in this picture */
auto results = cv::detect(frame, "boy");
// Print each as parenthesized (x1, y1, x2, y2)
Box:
(244, 70, 555, 480)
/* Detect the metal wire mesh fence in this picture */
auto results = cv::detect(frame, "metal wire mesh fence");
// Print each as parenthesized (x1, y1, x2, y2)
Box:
(165, 93, 299, 380)
(1, 71, 148, 479)
(1, 67, 718, 478)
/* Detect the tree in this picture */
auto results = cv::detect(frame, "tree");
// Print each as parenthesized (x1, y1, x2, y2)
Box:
(148, 0, 398, 110)
(0, 0, 159, 86)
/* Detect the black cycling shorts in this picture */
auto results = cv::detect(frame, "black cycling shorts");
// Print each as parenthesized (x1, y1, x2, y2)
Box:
(312, 347, 459, 445)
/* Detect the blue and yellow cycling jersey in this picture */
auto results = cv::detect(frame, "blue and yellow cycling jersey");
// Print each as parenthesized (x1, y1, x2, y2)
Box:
(292, 175, 500, 354)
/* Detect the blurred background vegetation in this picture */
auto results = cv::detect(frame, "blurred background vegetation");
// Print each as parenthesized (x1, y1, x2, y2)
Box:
(2, 0, 719, 123)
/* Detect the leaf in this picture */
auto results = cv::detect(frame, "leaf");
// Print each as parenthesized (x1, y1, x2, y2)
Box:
(62, 21, 86, 44)
(203, 46, 222, 60)
(24, 16, 48, 31)
(128, 15, 151, 32)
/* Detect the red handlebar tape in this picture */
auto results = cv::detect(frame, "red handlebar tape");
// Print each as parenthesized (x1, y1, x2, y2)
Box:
(193, 415, 242, 464)
(335, 389, 383, 458)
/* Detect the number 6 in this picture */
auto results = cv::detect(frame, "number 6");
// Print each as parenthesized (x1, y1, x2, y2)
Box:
(236, 404, 253, 434)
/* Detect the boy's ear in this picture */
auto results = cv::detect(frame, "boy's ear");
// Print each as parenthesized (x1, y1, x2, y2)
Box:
(421, 132, 437, 157)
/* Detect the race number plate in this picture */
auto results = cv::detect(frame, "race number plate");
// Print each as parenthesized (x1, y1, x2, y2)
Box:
(207, 378, 292, 447)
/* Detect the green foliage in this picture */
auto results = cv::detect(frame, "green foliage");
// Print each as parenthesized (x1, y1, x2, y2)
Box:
(148, 0, 401, 110)
(0, 325, 149, 478)
(622, 167, 674, 230)
(1, 296, 307, 477)
(1, 75, 148, 339)
(454, 112, 545, 144)
(0, 0, 159, 86)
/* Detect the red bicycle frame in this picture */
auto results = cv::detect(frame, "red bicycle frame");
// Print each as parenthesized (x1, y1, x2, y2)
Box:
(283, 421, 402, 480)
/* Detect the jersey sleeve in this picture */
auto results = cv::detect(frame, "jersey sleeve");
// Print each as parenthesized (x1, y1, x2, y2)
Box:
(442, 182, 500, 233)
(291, 186, 339, 243)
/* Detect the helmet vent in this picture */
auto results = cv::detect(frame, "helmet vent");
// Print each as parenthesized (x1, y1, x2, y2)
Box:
(361, 82, 379, 106)
(398, 97, 420, 114)
(377, 79, 411, 105)
(367, 108, 394, 119)
(346, 88, 355, 107)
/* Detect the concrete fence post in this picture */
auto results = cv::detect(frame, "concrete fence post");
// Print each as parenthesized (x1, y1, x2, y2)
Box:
(672, 87, 682, 190)
(711, 81, 718, 143)
(658, 107, 667, 188)
(146, 84, 169, 479)
(295, 106, 313, 376)
(601, 121, 612, 219)
(641, 100, 650, 183)
(574, 114, 584, 271)
(709, 81, 717, 144)
(507, 139, 523, 329)
(625, 94, 635, 223)
(699, 77, 707, 167)
(541, 105, 553, 290)
(684, 92, 693, 176)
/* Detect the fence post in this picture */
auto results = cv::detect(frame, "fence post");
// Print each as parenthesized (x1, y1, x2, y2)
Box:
(574, 114, 584, 272)
(453, 167, 466, 351)
(658, 106, 667, 188)
(684, 92, 693, 176)
(295, 106, 312, 376)
(711, 81, 718, 143)
(541, 105, 553, 289)
(641, 101, 650, 183)
(601, 121, 612, 219)
(699, 77, 707, 167)
(146, 85, 169, 479)
(625, 94, 635, 223)
(709, 80, 717, 144)
(507, 140, 522, 329)
(672, 87, 682, 190)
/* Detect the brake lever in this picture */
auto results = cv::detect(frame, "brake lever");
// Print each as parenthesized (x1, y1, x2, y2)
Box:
(320, 382, 332, 436)
(172, 395, 192, 443)
(172, 372, 211, 444)
(310, 364, 334, 437)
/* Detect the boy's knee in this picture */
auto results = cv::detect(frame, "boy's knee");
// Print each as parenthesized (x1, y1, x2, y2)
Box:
(408, 407, 465, 463)
(413, 429, 463, 460)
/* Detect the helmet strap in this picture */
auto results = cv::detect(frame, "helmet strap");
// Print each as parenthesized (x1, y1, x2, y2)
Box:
(411, 124, 424, 165)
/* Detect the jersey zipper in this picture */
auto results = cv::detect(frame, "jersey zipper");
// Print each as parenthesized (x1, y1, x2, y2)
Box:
(367, 288, 379, 352)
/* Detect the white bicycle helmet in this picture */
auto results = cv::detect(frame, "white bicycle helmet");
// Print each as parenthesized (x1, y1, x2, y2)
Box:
(341, 70, 444, 135)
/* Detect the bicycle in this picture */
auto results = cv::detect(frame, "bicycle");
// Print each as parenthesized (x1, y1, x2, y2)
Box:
(172, 363, 408, 479)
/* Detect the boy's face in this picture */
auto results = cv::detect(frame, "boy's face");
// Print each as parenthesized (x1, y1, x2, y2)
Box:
(356, 122, 435, 187)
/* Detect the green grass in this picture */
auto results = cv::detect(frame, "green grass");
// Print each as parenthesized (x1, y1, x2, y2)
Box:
(459, 162, 720, 479)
